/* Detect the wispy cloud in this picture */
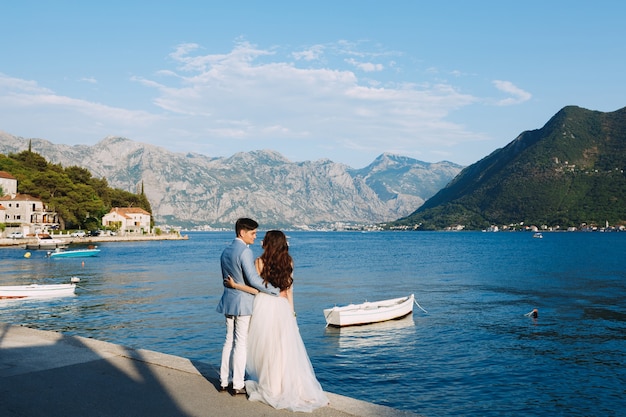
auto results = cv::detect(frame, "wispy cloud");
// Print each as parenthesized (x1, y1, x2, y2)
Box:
(0, 73, 53, 93)
(0, 40, 500, 165)
(136, 40, 480, 152)
(0, 73, 159, 132)
(493, 80, 532, 105)
(292, 45, 325, 61)
(345, 58, 384, 72)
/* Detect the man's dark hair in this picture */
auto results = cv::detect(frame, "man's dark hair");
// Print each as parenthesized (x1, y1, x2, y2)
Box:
(235, 218, 258, 236)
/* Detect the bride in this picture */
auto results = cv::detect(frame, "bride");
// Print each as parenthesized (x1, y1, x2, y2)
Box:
(224, 230, 328, 412)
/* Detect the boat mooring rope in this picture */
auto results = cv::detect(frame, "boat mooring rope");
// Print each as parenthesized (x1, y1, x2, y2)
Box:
(414, 298, 428, 313)
(324, 307, 337, 328)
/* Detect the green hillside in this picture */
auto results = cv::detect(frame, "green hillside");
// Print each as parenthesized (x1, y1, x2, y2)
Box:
(390, 106, 626, 230)
(0, 149, 152, 230)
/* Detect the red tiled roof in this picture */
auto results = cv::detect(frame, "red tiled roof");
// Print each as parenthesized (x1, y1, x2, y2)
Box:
(0, 171, 17, 180)
(108, 207, 151, 217)
(0, 193, 41, 202)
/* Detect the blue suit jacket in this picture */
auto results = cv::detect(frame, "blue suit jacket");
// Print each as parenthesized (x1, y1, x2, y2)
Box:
(216, 238, 279, 316)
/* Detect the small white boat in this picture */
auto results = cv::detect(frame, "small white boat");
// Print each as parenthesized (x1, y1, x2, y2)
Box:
(47, 248, 100, 258)
(0, 283, 76, 299)
(323, 294, 415, 327)
(533, 232, 543, 238)
(25, 235, 69, 250)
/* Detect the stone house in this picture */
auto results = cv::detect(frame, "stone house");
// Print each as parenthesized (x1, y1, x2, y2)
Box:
(0, 193, 60, 234)
(0, 171, 60, 236)
(0, 171, 18, 196)
(102, 207, 151, 235)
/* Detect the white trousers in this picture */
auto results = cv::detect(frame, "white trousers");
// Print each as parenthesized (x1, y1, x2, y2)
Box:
(220, 314, 251, 390)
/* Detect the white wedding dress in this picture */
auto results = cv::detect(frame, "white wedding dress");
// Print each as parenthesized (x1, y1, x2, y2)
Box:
(245, 292, 329, 412)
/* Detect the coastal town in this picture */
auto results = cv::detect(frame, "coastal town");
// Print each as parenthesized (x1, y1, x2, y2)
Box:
(0, 170, 185, 248)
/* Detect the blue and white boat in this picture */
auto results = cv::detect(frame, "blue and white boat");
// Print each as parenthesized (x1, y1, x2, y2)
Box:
(47, 248, 101, 258)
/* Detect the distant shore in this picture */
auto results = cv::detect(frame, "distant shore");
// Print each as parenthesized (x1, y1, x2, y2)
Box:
(0, 233, 188, 248)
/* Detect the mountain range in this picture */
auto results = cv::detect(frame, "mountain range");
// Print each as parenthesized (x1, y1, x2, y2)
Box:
(0, 132, 462, 229)
(393, 105, 626, 230)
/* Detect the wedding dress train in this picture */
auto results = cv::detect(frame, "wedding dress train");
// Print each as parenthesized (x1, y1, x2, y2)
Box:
(245, 292, 329, 412)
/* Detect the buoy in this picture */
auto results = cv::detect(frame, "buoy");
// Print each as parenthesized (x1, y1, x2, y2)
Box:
(24, 252, 31, 258)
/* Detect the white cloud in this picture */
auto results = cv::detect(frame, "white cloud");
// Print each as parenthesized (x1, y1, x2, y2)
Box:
(292, 45, 325, 61)
(0, 73, 53, 93)
(136, 41, 480, 151)
(0, 41, 497, 166)
(345, 58, 384, 72)
(493, 80, 532, 105)
(0, 73, 160, 140)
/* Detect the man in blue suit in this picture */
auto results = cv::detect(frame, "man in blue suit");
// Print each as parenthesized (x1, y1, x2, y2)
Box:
(216, 218, 279, 395)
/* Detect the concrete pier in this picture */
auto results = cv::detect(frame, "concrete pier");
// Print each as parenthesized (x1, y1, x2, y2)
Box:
(0, 323, 420, 417)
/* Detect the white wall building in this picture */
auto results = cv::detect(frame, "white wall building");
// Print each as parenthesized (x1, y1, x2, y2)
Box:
(0, 171, 18, 196)
(102, 207, 151, 235)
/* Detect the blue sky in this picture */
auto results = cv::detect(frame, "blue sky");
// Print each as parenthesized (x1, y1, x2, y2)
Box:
(1, 1, 625, 168)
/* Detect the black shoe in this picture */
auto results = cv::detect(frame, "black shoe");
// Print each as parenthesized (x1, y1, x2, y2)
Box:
(230, 387, 247, 396)
(219, 383, 231, 392)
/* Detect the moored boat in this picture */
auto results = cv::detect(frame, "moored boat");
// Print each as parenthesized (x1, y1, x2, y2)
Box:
(25, 234, 69, 250)
(0, 283, 76, 299)
(323, 294, 415, 327)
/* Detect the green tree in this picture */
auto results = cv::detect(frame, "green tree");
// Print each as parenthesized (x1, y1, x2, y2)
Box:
(1, 150, 152, 230)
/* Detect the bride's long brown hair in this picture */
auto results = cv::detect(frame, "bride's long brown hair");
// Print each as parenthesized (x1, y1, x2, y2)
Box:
(259, 230, 293, 291)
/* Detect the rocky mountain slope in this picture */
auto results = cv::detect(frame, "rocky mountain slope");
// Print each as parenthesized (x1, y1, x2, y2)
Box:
(393, 105, 626, 230)
(0, 133, 462, 229)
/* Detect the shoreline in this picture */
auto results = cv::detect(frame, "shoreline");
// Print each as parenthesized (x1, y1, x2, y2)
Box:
(0, 233, 189, 248)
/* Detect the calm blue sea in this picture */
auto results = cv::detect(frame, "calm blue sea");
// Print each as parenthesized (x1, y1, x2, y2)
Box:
(1, 231, 625, 417)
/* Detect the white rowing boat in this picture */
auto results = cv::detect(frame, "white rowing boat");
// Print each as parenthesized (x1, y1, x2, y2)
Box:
(323, 294, 415, 327)
(0, 283, 77, 299)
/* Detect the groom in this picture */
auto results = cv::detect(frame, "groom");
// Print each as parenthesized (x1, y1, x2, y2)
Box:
(216, 218, 279, 395)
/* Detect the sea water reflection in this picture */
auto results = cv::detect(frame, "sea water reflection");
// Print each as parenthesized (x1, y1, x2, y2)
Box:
(0, 231, 625, 416)
(325, 316, 417, 350)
